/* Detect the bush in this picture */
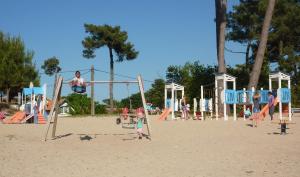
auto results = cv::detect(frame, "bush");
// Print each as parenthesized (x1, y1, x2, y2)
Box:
(95, 103, 107, 114)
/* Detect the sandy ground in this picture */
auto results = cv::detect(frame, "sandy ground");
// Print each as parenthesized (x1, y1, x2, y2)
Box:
(1, 114, 300, 177)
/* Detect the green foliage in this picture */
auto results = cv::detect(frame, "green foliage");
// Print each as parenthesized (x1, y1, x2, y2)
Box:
(82, 24, 139, 61)
(102, 98, 122, 108)
(95, 103, 107, 114)
(0, 31, 40, 101)
(145, 79, 165, 108)
(166, 61, 217, 103)
(119, 92, 142, 109)
(65, 93, 107, 115)
(41, 57, 62, 76)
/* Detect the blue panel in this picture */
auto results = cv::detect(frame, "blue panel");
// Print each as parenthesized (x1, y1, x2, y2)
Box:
(225, 90, 236, 104)
(259, 90, 269, 104)
(33, 87, 44, 95)
(23, 88, 33, 96)
(235, 90, 253, 104)
(204, 99, 209, 111)
(280, 88, 291, 103)
(166, 99, 171, 108)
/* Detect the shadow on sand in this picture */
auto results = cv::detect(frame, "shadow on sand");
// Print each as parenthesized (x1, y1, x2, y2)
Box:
(52, 133, 73, 140)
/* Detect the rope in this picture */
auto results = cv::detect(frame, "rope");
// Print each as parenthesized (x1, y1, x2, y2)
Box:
(94, 68, 154, 83)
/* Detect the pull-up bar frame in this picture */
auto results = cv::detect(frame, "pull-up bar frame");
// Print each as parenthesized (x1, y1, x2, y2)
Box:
(44, 75, 152, 141)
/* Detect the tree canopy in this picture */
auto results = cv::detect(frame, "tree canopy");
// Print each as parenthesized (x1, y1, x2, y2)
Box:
(41, 56, 62, 76)
(0, 31, 39, 102)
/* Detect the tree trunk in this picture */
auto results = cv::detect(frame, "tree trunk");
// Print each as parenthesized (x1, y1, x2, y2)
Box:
(53, 73, 57, 99)
(6, 87, 10, 103)
(215, 0, 227, 117)
(109, 47, 114, 113)
(248, 0, 276, 90)
(215, 0, 227, 73)
(245, 42, 251, 69)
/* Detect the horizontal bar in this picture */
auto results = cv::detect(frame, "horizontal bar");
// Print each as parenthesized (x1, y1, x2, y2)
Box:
(89, 81, 138, 84)
(63, 80, 138, 84)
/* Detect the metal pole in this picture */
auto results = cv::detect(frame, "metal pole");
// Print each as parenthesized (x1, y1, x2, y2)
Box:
(91, 65, 95, 116)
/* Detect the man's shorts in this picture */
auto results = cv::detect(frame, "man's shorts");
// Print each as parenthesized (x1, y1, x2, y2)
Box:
(269, 106, 275, 115)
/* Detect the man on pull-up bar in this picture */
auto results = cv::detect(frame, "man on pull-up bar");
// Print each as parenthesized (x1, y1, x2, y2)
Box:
(70, 71, 87, 93)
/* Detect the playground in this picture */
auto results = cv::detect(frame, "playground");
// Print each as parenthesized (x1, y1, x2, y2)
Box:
(1, 114, 300, 177)
(1, 1, 300, 177)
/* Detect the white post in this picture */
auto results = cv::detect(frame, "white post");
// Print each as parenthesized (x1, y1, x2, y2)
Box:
(215, 78, 218, 120)
(269, 78, 272, 91)
(171, 87, 175, 120)
(31, 92, 34, 114)
(251, 87, 255, 114)
(201, 85, 204, 120)
(165, 88, 167, 109)
(288, 79, 291, 121)
(21, 93, 23, 106)
(233, 81, 237, 121)
(193, 98, 196, 117)
(279, 77, 282, 120)
(243, 88, 246, 120)
(223, 78, 227, 121)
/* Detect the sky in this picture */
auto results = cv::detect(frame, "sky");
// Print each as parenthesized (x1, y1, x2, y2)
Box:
(0, 0, 245, 102)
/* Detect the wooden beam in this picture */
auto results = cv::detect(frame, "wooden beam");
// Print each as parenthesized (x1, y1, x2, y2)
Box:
(51, 79, 62, 139)
(44, 76, 63, 141)
(137, 75, 151, 140)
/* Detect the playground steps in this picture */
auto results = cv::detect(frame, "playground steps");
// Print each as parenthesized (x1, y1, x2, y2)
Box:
(38, 113, 46, 124)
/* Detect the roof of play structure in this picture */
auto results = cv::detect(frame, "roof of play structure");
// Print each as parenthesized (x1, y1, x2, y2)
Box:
(269, 71, 290, 81)
(165, 83, 184, 90)
(215, 73, 236, 82)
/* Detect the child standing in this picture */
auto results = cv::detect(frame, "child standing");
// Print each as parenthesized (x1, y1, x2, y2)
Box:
(252, 92, 261, 127)
(268, 91, 275, 121)
(181, 97, 187, 120)
(136, 108, 144, 139)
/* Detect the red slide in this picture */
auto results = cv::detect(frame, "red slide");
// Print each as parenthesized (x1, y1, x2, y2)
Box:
(259, 98, 279, 119)
(158, 108, 171, 120)
(3, 111, 26, 124)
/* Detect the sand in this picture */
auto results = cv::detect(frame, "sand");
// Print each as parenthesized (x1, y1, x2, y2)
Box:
(1, 114, 300, 177)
